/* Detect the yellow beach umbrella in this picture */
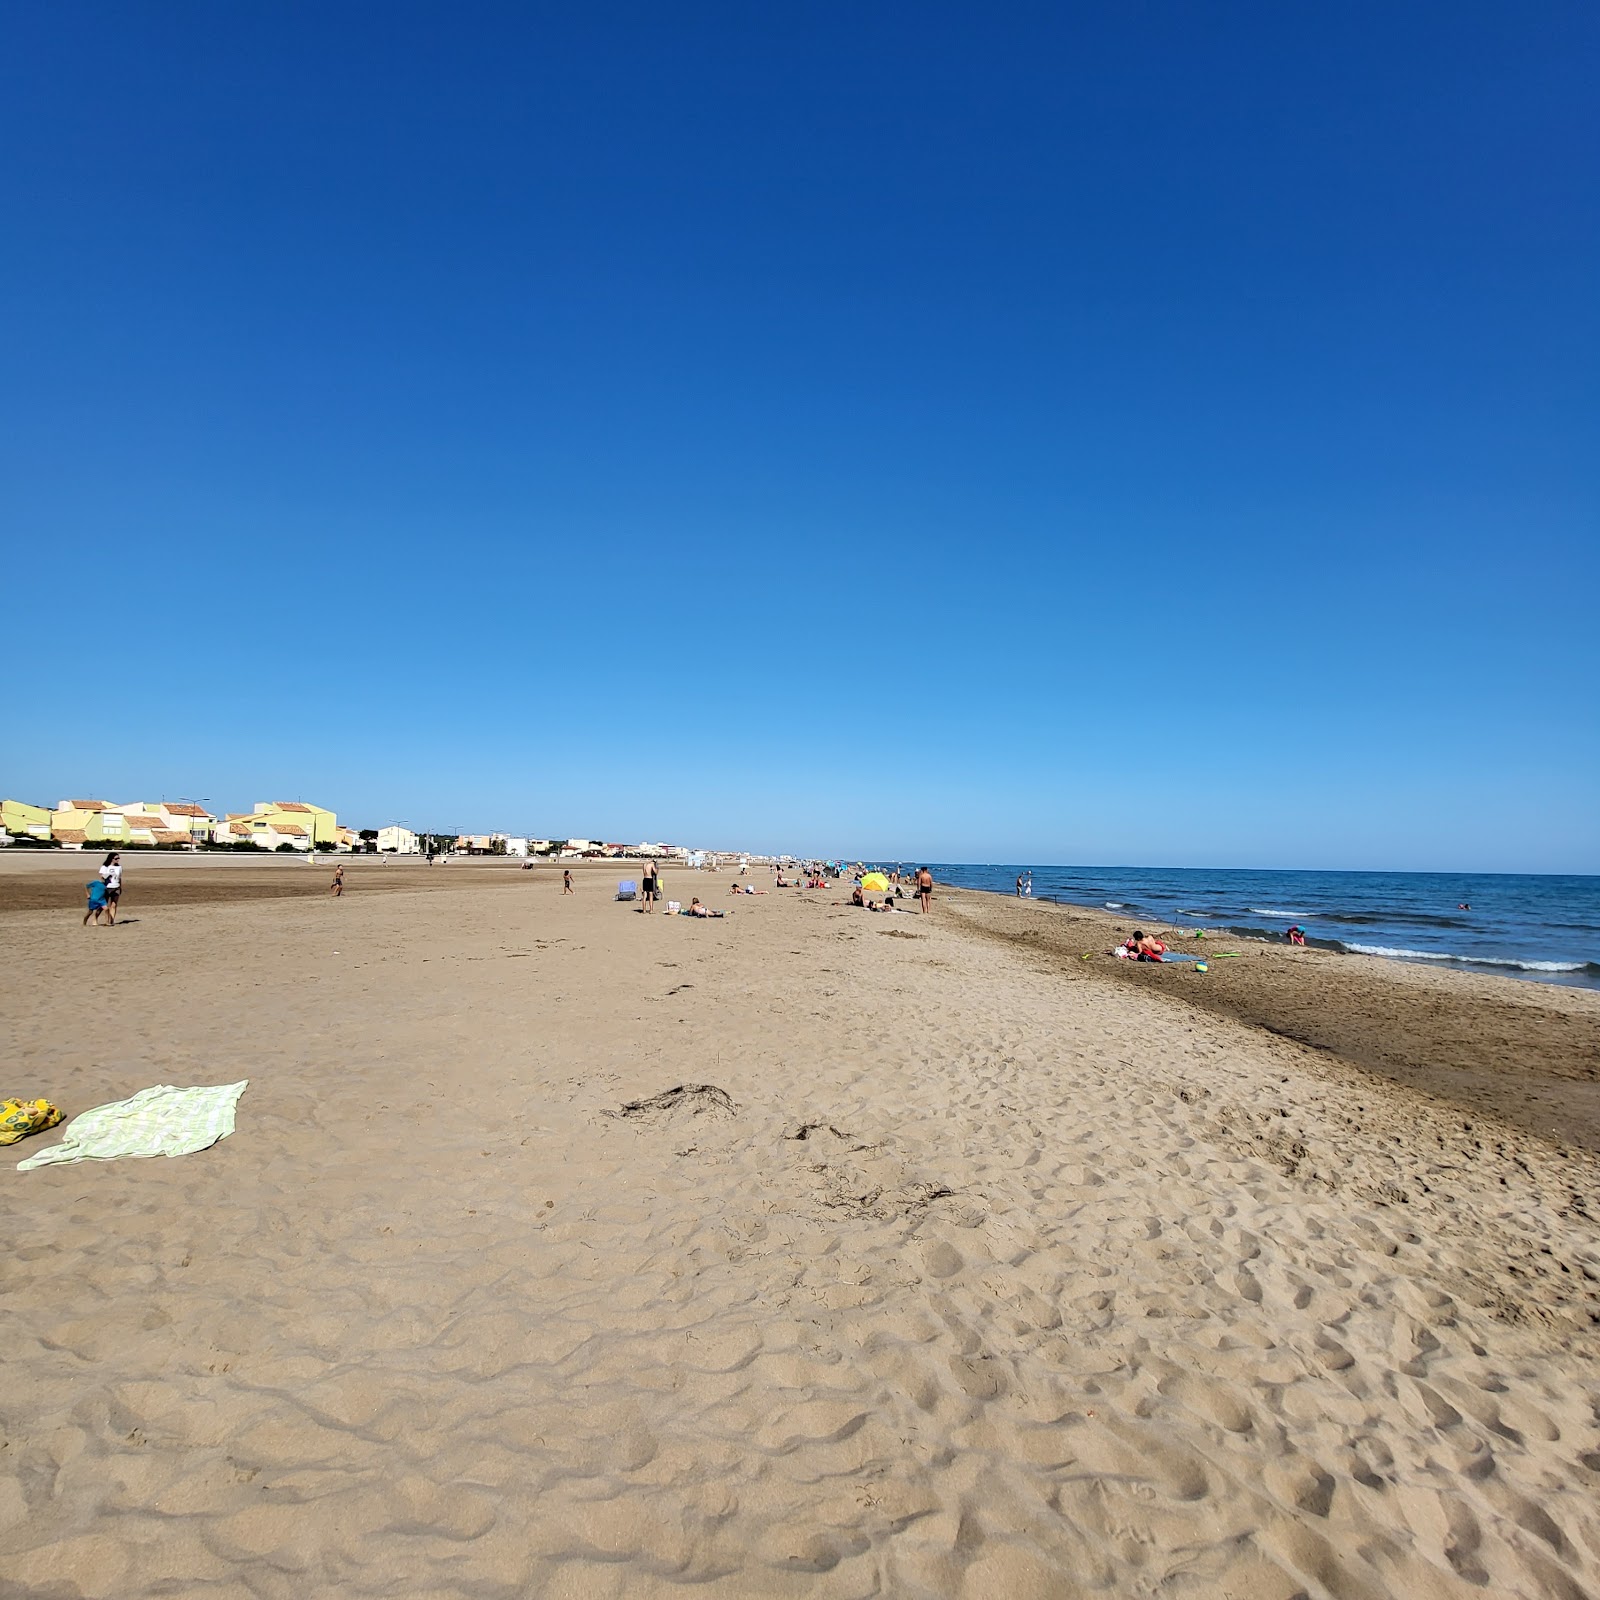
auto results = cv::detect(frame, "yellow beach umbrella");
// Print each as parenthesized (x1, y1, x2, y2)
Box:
(861, 872, 889, 892)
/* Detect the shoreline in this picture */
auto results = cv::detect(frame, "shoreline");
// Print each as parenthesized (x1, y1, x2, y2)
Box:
(924, 866, 1600, 993)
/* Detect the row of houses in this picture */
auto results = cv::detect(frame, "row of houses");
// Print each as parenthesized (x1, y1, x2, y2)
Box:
(0, 798, 353, 852)
(448, 837, 692, 859)
(1, 800, 701, 862)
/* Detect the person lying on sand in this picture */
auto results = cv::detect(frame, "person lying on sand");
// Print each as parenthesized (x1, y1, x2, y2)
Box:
(685, 897, 725, 918)
(1116, 930, 1167, 961)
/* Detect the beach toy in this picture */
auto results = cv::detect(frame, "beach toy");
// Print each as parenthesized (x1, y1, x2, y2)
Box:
(1195, 962, 1208, 973)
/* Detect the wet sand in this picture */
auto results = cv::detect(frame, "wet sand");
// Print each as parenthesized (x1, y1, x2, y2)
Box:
(0, 849, 535, 913)
(3, 860, 1598, 1597)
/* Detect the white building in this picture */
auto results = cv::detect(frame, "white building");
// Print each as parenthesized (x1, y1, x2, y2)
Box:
(377, 825, 420, 854)
(212, 819, 312, 850)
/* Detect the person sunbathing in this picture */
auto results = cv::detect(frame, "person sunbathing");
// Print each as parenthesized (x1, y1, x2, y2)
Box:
(687, 897, 724, 918)
(1120, 929, 1167, 961)
(850, 886, 866, 907)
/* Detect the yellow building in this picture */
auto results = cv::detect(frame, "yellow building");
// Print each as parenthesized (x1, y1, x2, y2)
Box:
(216, 801, 339, 850)
(143, 802, 214, 841)
(50, 799, 118, 847)
(252, 801, 338, 844)
(2, 798, 52, 839)
(51, 800, 196, 848)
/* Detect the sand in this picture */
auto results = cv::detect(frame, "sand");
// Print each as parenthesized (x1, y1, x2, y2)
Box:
(944, 892, 1600, 1156)
(3, 856, 1599, 1598)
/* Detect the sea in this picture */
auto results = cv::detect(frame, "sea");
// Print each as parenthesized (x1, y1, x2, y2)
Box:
(909, 865, 1600, 991)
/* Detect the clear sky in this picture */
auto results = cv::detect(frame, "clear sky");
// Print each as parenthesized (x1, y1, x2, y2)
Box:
(4, 3, 1596, 870)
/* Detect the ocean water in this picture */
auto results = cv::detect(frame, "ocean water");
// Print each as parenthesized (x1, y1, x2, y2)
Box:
(914, 865, 1600, 990)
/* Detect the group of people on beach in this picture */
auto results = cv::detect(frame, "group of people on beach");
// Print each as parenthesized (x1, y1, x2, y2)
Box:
(847, 867, 935, 913)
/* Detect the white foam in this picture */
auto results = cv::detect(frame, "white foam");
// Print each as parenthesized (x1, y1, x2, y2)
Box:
(1104, 901, 1126, 909)
(1249, 907, 1302, 918)
(1345, 943, 1586, 973)
(1469, 957, 1588, 973)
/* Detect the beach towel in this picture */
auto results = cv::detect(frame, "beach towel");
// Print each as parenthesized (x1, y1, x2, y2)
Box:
(0, 1098, 63, 1146)
(17, 1081, 248, 1170)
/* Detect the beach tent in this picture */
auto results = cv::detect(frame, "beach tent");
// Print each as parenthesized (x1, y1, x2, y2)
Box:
(862, 872, 889, 892)
(616, 880, 638, 901)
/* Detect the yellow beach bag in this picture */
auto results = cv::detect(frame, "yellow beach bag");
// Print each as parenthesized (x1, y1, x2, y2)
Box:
(0, 1099, 64, 1145)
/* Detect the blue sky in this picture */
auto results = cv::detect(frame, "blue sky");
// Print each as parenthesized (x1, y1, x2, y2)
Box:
(3, 3, 1595, 870)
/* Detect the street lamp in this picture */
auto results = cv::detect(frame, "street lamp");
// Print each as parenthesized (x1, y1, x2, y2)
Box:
(179, 797, 210, 851)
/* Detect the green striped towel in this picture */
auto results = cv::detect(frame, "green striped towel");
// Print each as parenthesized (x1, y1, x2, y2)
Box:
(17, 1081, 248, 1170)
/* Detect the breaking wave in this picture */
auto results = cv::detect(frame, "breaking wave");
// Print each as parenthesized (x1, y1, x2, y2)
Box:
(1342, 942, 1596, 975)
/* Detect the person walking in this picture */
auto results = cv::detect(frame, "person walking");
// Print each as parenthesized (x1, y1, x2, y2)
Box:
(562, 868, 574, 895)
(99, 852, 124, 925)
(1015, 874, 1024, 897)
(83, 874, 109, 927)
(916, 865, 934, 914)
(330, 862, 345, 897)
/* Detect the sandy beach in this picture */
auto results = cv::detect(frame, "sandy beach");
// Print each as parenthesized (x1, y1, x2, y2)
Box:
(3, 855, 1598, 1598)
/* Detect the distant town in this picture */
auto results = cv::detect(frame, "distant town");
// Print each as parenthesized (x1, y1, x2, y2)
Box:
(0, 796, 734, 863)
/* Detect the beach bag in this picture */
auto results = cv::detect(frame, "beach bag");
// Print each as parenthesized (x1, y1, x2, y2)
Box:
(0, 1098, 64, 1145)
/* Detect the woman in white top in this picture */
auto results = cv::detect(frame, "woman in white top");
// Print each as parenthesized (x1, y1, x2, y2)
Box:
(99, 852, 123, 925)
